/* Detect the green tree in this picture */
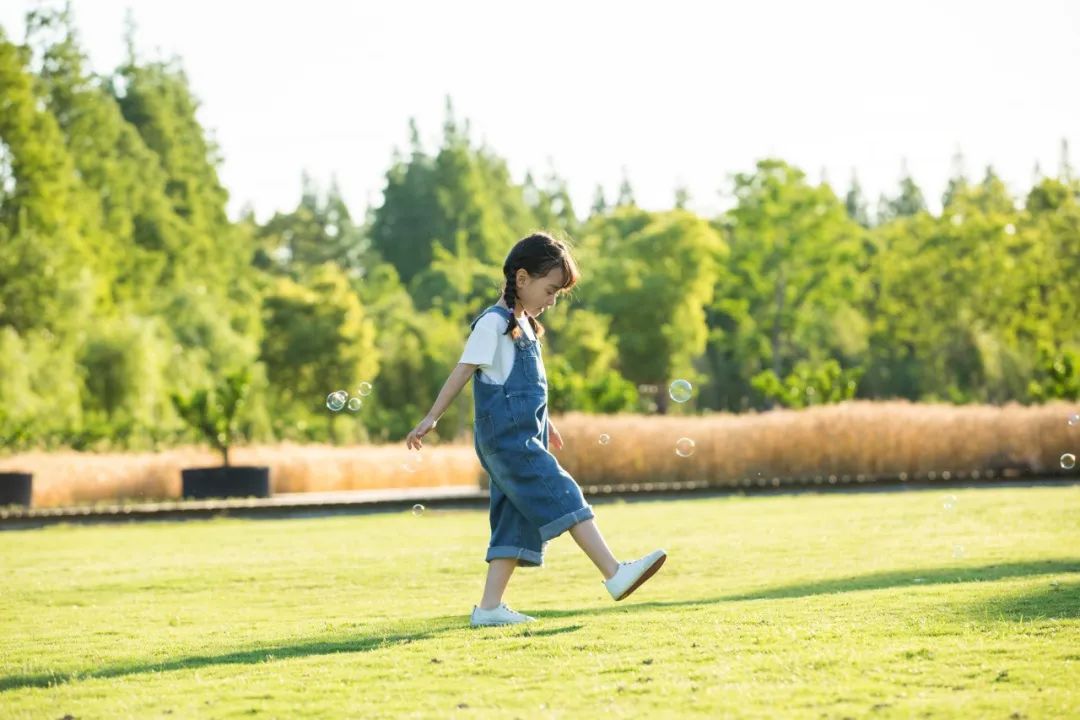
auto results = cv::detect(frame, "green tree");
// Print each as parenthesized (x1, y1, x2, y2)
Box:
(171, 368, 253, 466)
(0, 29, 97, 336)
(941, 147, 969, 209)
(582, 207, 726, 413)
(709, 160, 865, 410)
(615, 167, 635, 207)
(255, 173, 370, 278)
(259, 263, 379, 441)
(844, 169, 871, 227)
(674, 183, 691, 211)
(368, 121, 441, 285)
(878, 160, 926, 222)
(590, 184, 608, 217)
(372, 98, 538, 298)
(751, 359, 863, 409)
(542, 308, 637, 413)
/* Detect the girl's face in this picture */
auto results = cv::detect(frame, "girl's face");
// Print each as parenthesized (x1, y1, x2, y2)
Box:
(516, 266, 566, 317)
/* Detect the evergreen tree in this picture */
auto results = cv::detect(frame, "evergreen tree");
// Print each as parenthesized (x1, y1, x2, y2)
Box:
(1058, 137, 1073, 183)
(844, 169, 871, 227)
(942, 147, 968, 209)
(887, 160, 926, 218)
(590, 184, 608, 217)
(674, 183, 690, 210)
(0, 27, 96, 336)
(616, 167, 635, 207)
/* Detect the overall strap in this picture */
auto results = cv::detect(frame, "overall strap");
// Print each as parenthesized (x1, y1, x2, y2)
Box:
(470, 305, 513, 331)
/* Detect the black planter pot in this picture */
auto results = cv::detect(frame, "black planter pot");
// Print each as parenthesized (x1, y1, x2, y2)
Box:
(0, 472, 33, 507)
(181, 466, 270, 500)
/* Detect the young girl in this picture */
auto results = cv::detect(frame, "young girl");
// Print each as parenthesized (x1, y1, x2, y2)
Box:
(405, 232, 666, 626)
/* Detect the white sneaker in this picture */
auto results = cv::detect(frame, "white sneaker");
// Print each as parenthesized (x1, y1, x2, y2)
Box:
(604, 549, 667, 601)
(470, 603, 536, 627)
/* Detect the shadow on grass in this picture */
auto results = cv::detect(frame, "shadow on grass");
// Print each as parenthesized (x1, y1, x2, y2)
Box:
(531, 558, 1080, 620)
(967, 580, 1080, 621)
(0, 617, 586, 693)
(0, 616, 435, 692)
(493, 624, 584, 638)
(4, 562, 1074, 694)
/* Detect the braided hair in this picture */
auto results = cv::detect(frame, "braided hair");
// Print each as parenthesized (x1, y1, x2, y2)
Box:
(501, 232, 580, 341)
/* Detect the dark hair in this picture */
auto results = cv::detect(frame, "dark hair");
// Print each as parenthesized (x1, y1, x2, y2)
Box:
(502, 231, 580, 340)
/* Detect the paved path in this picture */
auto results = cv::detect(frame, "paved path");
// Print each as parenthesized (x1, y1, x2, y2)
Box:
(1, 476, 1075, 531)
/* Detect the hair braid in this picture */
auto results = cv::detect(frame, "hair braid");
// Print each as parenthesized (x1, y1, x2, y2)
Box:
(502, 277, 521, 339)
(501, 273, 543, 340)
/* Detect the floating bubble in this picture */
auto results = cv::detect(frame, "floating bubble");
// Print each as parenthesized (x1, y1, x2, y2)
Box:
(326, 391, 348, 412)
(942, 494, 957, 511)
(1068, 413, 1080, 427)
(669, 379, 693, 403)
(1062, 453, 1076, 470)
(675, 437, 696, 458)
(598, 433, 611, 446)
(357, 382, 373, 397)
(402, 449, 424, 474)
(1003, 223, 1016, 235)
(412, 503, 425, 516)
(347, 397, 362, 412)
(952, 544, 965, 559)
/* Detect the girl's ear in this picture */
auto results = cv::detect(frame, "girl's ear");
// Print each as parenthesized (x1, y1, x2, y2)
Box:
(516, 268, 529, 288)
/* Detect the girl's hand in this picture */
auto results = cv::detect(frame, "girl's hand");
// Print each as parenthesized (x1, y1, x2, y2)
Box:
(406, 416, 437, 450)
(548, 421, 564, 451)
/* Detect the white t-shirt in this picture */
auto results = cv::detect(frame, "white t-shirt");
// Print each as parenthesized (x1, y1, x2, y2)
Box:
(459, 308, 537, 385)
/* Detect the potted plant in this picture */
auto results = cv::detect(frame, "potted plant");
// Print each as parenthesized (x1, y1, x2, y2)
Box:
(0, 410, 33, 508)
(171, 368, 270, 500)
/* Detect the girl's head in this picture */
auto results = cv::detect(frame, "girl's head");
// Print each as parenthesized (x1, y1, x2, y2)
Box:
(501, 232, 580, 340)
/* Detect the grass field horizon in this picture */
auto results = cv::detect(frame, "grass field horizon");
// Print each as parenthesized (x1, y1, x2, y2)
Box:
(2, 484, 1077, 718)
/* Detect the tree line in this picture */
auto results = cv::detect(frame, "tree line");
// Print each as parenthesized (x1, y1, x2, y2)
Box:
(1, 6, 1077, 452)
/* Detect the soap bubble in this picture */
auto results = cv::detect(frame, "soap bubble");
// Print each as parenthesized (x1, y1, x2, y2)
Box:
(1067, 413, 1079, 427)
(952, 544, 965, 559)
(942, 494, 957, 511)
(347, 397, 362, 412)
(1062, 453, 1076, 470)
(412, 504, 425, 516)
(598, 433, 611, 445)
(669, 379, 693, 403)
(357, 382, 373, 397)
(326, 391, 348, 412)
(675, 437, 696, 458)
(402, 449, 424, 473)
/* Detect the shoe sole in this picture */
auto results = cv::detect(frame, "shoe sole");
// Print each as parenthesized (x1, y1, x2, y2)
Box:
(470, 619, 534, 627)
(614, 552, 667, 601)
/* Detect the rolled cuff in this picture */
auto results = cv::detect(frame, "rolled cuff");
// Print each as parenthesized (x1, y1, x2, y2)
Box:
(538, 505, 595, 543)
(486, 545, 544, 568)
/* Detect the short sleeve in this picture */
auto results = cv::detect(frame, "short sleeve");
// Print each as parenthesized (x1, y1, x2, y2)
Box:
(459, 313, 502, 369)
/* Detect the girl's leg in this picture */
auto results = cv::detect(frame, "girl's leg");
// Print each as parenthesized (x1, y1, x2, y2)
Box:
(479, 558, 518, 609)
(569, 518, 620, 580)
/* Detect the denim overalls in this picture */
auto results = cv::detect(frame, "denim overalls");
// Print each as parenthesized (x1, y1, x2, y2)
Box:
(471, 305, 595, 567)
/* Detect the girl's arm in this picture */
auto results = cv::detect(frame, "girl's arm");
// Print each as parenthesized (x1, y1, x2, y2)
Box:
(406, 363, 478, 449)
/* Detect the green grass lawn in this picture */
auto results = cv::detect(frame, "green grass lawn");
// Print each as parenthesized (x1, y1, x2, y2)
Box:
(1, 485, 1078, 719)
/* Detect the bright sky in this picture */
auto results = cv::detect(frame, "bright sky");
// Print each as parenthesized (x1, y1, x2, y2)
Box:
(2, 0, 1078, 224)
